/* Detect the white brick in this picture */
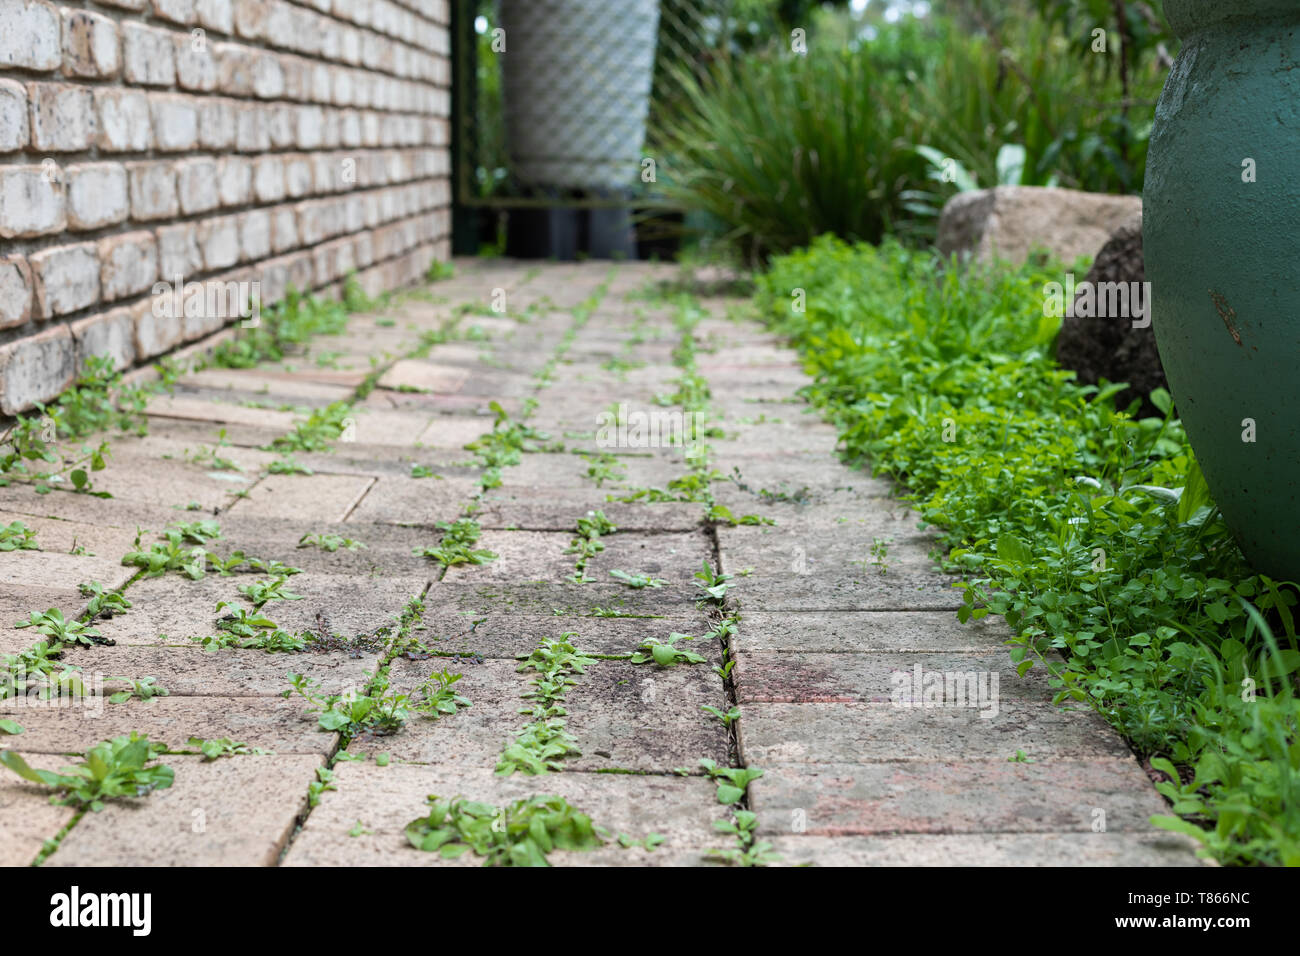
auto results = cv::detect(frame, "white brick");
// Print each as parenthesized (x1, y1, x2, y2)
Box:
(174, 33, 219, 91)
(197, 97, 235, 149)
(133, 297, 184, 360)
(0, 165, 65, 238)
(266, 103, 295, 148)
(270, 205, 297, 253)
(99, 230, 158, 301)
(127, 161, 179, 221)
(0, 0, 61, 72)
(296, 105, 323, 149)
(0, 326, 76, 415)
(72, 307, 136, 373)
(0, 80, 28, 152)
(150, 0, 195, 25)
(252, 155, 284, 202)
(197, 215, 239, 270)
(216, 156, 252, 206)
(154, 222, 201, 281)
(195, 0, 233, 33)
(0, 255, 34, 328)
(233, 0, 268, 40)
(235, 104, 268, 151)
(238, 209, 271, 262)
(28, 82, 95, 152)
(94, 88, 152, 151)
(284, 154, 313, 197)
(122, 22, 176, 86)
(30, 241, 98, 317)
(149, 94, 199, 151)
(175, 157, 220, 215)
(251, 52, 284, 98)
(65, 162, 129, 231)
(60, 7, 120, 78)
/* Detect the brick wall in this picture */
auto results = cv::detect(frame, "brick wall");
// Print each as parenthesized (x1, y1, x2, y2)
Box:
(0, 0, 452, 414)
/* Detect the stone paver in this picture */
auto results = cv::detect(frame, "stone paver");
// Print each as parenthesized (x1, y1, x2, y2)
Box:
(0, 260, 1198, 868)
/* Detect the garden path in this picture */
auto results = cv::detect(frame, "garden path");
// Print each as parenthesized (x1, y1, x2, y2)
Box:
(0, 260, 1199, 866)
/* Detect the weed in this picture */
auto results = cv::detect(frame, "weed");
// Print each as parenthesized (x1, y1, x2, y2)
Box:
(414, 669, 472, 719)
(405, 794, 603, 866)
(14, 608, 107, 648)
(631, 632, 706, 667)
(185, 737, 269, 760)
(0, 521, 38, 551)
(609, 570, 667, 590)
(0, 733, 173, 811)
(298, 532, 367, 552)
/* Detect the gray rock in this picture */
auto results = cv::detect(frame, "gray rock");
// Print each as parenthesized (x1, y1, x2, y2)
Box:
(937, 185, 1141, 266)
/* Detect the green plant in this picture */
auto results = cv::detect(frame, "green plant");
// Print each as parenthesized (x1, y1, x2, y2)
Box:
(185, 737, 268, 760)
(405, 794, 603, 866)
(288, 669, 409, 738)
(0, 720, 22, 735)
(580, 452, 627, 487)
(631, 632, 706, 668)
(268, 401, 354, 454)
(497, 636, 596, 775)
(414, 519, 497, 570)
(237, 576, 302, 610)
(107, 676, 168, 704)
(78, 581, 132, 618)
(701, 704, 742, 727)
(414, 669, 472, 719)
(298, 532, 367, 552)
(14, 608, 107, 648)
(608, 570, 667, 590)
(0, 733, 173, 811)
(0, 521, 38, 551)
(694, 559, 732, 603)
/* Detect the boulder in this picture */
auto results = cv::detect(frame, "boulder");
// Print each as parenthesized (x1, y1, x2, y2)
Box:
(1055, 211, 1169, 417)
(936, 185, 1142, 266)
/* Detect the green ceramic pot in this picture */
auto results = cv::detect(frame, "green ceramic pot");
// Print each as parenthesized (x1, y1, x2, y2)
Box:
(1144, 0, 1300, 579)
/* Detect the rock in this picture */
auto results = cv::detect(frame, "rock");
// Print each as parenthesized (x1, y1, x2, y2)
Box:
(1055, 212, 1168, 417)
(937, 185, 1141, 266)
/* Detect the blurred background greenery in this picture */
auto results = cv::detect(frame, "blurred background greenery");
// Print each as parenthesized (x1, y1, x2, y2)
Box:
(464, 0, 1174, 261)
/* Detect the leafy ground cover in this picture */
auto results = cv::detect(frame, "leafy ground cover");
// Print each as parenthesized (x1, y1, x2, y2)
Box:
(757, 237, 1300, 865)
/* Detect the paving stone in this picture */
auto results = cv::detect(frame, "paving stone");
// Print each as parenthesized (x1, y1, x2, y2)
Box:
(1, 584, 87, 653)
(732, 650, 1056, 704)
(377, 358, 470, 393)
(47, 754, 323, 867)
(359, 657, 727, 773)
(0, 753, 79, 867)
(748, 758, 1173, 836)
(281, 762, 720, 867)
(439, 530, 596, 584)
(731, 610, 1013, 654)
(0, 549, 133, 595)
(737, 701, 1133, 764)
(474, 495, 703, 533)
(765, 832, 1202, 866)
(0, 695, 334, 755)
(75, 645, 372, 697)
(344, 472, 478, 525)
(176, 367, 356, 406)
(396, 611, 712, 658)
(145, 393, 299, 431)
(69, 454, 254, 510)
(226, 473, 376, 523)
(428, 579, 701, 616)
